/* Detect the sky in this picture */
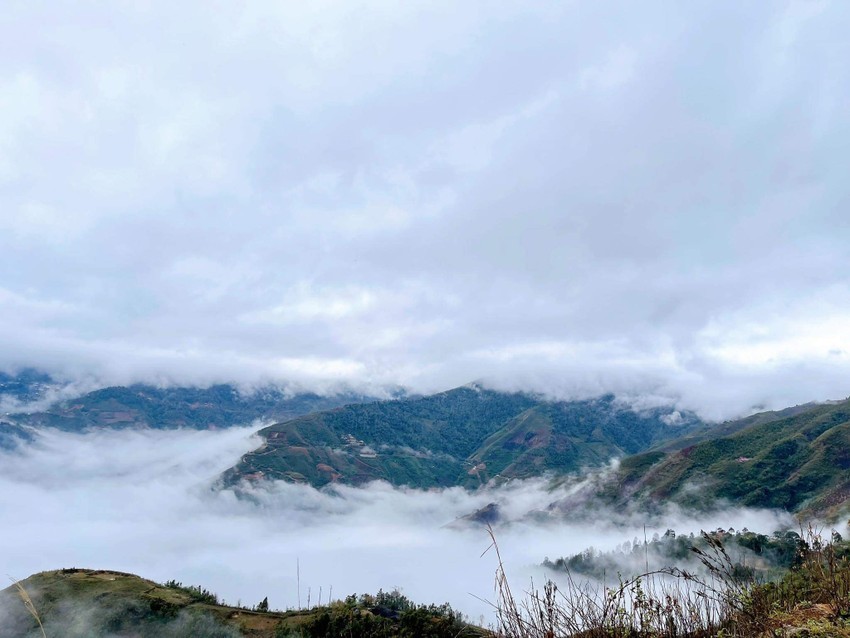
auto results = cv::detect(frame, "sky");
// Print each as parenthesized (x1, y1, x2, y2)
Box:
(2, 2, 850, 418)
(0, 426, 796, 621)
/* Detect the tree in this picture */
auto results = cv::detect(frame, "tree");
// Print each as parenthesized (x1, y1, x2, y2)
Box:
(257, 596, 269, 612)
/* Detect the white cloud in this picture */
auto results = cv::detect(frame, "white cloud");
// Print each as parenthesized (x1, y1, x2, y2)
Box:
(0, 2, 849, 416)
(579, 46, 637, 91)
(243, 285, 379, 324)
(0, 428, 797, 621)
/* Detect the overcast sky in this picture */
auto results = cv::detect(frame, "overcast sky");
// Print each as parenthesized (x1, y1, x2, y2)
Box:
(2, 2, 849, 418)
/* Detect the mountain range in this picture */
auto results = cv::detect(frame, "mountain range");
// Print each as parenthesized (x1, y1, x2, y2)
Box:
(224, 385, 703, 488)
(3, 370, 849, 516)
(2, 375, 371, 433)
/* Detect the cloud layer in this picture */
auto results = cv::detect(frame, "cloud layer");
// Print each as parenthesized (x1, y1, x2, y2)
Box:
(2, 2, 850, 417)
(0, 427, 794, 622)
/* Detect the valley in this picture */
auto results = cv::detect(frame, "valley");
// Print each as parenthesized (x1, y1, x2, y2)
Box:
(2, 372, 850, 637)
(4, 370, 850, 517)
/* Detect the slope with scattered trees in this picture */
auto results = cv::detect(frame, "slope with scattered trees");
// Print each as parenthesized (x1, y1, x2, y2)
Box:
(226, 387, 703, 489)
(603, 398, 850, 516)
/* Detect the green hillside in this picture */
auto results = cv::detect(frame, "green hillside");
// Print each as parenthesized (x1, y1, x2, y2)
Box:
(226, 387, 703, 489)
(471, 398, 700, 480)
(606, 398, 850, 515)
(11, 384, 369, 432)
(647, 402, 823, 453)
(0, 569, 483, 638)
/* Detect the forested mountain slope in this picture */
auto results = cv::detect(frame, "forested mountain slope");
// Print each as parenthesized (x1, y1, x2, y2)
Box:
(604, 398, 850, 515)
(226, 386, 703, 488)
(9, 384, 370, 432)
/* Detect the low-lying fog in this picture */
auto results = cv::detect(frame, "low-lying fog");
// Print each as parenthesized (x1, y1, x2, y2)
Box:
(0, 427, 793, 623)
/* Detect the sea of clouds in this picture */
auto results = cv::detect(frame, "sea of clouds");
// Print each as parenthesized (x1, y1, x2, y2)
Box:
(0, 426, 794, 623)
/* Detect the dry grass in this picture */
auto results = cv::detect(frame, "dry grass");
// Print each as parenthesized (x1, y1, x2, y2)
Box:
(9, 577, 47, 638)
(488, 524, 850, 638)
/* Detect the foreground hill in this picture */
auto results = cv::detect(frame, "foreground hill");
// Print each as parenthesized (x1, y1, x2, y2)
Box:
(0, 569, 483, 638)
(225, 386, 703, 488)
(9, 384, 370, 432)
(602, 398, 850, 516)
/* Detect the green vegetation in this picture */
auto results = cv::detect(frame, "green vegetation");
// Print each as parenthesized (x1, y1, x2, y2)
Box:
(283, 590, 484, 637)
(228, 388, 702, 489)
(163, 580, 222, 605)
(7, 530, 850, 638)
(0, 569, 244, 638)
(495, 527, 850, 637)
(604, 398, 850, 516)
(472, 398, 696, 480)
(0, 569, 484, 638)
(648, 402, 823, 453)
(544, 527, 817, 582)
(12, 384, 367, 431)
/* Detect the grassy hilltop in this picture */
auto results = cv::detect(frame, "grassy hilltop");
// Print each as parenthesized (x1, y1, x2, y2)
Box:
(0, 569, 485, 638)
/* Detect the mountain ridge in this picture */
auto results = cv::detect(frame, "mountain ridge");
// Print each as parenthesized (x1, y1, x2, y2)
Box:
(4, 381, 374, 433)
(594, 397, 850, 516)
(225, 387, 704, 489)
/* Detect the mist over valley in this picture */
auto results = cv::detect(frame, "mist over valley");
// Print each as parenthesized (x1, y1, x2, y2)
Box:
(0, 413, 799, 624)
(4, 0, 850, 634)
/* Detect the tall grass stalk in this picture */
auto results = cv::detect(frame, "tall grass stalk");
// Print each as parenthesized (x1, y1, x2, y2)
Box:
(10, 578, 47, 638)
